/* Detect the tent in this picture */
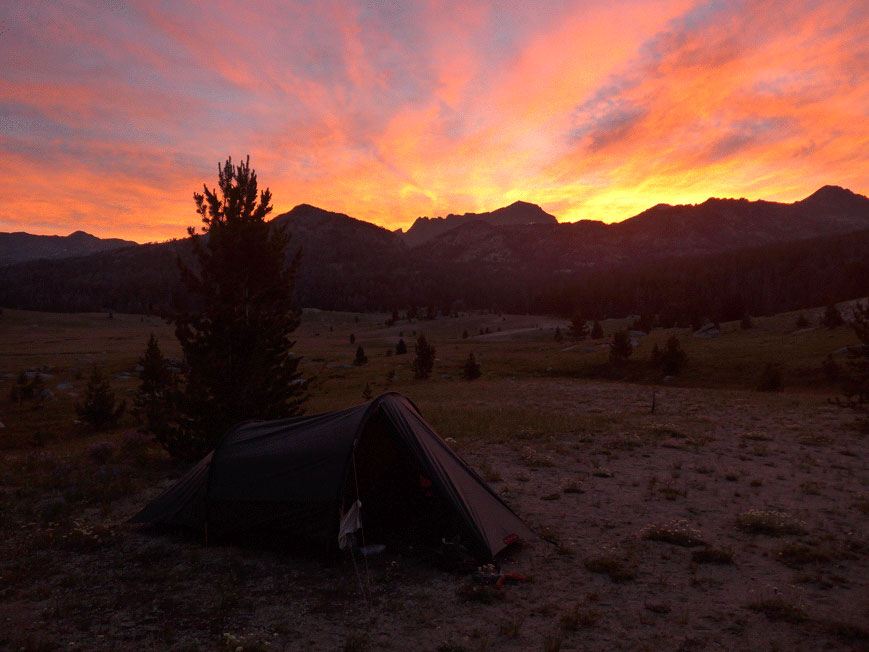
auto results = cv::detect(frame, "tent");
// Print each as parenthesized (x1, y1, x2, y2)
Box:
(131, 392, 536, 560)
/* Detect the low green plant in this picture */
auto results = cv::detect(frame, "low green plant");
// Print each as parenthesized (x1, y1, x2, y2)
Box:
(736, 510, 807, 536)
(643, 520, 705, 547)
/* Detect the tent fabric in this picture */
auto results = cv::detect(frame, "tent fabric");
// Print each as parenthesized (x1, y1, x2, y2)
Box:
(338, 500, 362, 549)
(131, 392, 536, 559)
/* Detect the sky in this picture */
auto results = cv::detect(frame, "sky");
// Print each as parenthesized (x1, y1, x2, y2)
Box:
(1, 0, 867, 242)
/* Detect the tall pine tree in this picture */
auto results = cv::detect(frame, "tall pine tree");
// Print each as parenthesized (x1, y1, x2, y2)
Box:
(170, 156, 304, 459)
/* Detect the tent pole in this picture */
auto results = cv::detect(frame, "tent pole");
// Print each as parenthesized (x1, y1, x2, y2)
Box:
(352, 450, 373, 599)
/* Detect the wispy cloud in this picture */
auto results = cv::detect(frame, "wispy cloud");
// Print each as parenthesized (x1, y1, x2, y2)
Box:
(0, 0, 866, 240)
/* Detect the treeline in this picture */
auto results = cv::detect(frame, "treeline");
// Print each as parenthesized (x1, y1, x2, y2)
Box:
(535, 228, 869, 322)
(1, 227, 867, 320)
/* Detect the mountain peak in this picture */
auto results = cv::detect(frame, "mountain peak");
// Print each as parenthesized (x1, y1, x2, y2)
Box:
(403, 200, 557, 245)
(802, 185, 856, 202)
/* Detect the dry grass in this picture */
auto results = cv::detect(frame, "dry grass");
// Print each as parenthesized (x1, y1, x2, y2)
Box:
(0, 307, 866, 652)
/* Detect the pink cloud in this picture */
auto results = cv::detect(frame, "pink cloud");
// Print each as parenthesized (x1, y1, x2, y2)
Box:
(0, 0, 866, 241)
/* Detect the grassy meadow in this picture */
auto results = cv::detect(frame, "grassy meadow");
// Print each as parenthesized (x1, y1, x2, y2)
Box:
(0, 306, 867, 651)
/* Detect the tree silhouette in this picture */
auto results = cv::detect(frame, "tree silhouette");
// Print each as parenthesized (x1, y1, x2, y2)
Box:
(590, 320, 604, 339)
(395, 338, 407, 355)
(823, 303, 844, 329)
(569, 310, 589, 340)
(76, 366, 125, 431)
(609, 330, 633, 364)
(462, 352, 481, 380)
(412, 334, 435, 379)
(134, 334, 178, 446)
(660, 335, 687, 375)
(553, 326, 563, 342)
(170, 156, 304, 459)
(832, 300, 869, 426)
(354, 345, 368, 366)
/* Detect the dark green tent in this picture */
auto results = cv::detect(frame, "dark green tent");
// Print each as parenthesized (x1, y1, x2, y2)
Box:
(131, 393, 535, 560)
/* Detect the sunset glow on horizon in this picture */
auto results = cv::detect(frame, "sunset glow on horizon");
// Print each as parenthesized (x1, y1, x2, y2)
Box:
(1, 0, 867, 242)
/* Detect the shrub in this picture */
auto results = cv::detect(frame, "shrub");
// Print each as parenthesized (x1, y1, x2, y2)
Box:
(583, 553, 636, 583)
(87, 441, 115, 465)
(560, 604, 598, 631)
(757, 363, 782, 391)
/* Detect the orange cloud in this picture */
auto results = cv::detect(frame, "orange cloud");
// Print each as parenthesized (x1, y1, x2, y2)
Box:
(0, 0, 866, 241)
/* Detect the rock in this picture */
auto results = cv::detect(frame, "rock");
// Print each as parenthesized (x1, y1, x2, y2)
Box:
(693, 323, 720, 339)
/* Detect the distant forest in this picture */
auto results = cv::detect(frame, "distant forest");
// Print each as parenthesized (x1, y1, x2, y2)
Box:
(1, 227, 866, 322)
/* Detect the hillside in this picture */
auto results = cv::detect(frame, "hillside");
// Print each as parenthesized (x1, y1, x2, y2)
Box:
(0, 230, 137, 265)
(401, 200, 558, 246)
(1, 186, 868, 317)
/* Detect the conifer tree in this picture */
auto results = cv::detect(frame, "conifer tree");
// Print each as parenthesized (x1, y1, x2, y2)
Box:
(30, 373, 45, 407)
(170, 156, 303, 460)
(569, 310, 589, 340)
(134, 334, 177, 445)
(590, 320, 604, 339)
(76, 366, 125, 431)
(660, 335, 687, 375)
(609, 330, 633, 364)
(395, 338, 407, 355)
(833, 300, 869, 427)
(9, 371, 30, 404)
(462, 352, 481, 380)
(354, 345, 368, 366)
(823, 303, 844, 329)
(412, 334, 435, 379)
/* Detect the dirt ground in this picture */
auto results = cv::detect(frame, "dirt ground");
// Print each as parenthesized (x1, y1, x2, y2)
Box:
(2, 376, 867, 652)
